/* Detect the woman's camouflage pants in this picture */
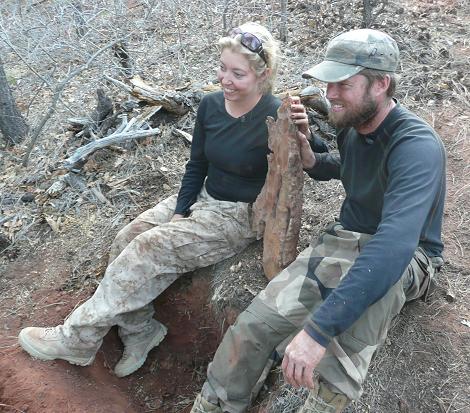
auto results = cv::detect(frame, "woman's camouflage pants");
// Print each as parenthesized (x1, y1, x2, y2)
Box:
(201, 223, 435, 412)
(60, 187, 256, 349)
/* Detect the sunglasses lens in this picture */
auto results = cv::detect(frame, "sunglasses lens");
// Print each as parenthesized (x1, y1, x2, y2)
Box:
(241, 33, 261, 52)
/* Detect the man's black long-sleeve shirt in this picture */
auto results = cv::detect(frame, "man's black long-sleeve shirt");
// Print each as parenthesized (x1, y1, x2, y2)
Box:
(303, 103, 446, 347)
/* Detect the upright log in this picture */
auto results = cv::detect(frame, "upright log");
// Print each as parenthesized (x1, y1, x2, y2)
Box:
(253, 96, 304, 279)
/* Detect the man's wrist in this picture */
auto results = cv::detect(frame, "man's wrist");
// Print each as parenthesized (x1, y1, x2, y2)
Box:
(303, 154, 316, 170)
(303, 322, 331, 348)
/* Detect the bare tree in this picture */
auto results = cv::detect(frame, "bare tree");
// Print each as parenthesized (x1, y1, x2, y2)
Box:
(113, 42, 134, 78)
(279, 0, 288, 42)
(0, 55, 29, 145)
(71, 0, 87, 38)
(21, 38, 124, 166)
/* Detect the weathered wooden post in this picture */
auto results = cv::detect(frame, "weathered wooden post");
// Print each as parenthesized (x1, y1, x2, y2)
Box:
(252, 96, 304, 279)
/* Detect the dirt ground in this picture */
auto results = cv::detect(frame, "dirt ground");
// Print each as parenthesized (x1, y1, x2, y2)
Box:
(1, 0, 469, 412)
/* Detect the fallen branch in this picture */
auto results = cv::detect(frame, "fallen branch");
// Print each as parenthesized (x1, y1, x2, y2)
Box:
(105, 74, 191, 115)
(63, 128, 160, 170)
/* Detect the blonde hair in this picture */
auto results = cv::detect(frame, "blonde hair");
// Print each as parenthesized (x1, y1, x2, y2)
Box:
(218, 22, 280, 94)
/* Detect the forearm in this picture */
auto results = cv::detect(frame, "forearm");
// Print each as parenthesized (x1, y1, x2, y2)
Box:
(174, 160, 208, 215)
(305, 151, 341, 180)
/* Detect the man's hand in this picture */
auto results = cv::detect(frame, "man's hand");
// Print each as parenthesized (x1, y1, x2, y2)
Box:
(281, 329, 326, 389)
(289, 96, 316, 170)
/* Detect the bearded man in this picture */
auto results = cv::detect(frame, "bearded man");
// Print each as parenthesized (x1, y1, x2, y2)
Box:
(191, 29, 446, 413)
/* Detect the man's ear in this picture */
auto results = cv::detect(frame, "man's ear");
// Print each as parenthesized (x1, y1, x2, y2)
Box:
(372, 75, 391, 97)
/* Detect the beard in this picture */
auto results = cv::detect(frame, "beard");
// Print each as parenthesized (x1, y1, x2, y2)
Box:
(328, 93, 378, 129)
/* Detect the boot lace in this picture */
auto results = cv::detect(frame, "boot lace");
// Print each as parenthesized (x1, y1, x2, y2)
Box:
(42, 327, 61, 338)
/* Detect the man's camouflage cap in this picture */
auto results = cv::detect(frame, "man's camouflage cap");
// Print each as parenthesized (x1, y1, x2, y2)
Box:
(303, 29, 399, 82)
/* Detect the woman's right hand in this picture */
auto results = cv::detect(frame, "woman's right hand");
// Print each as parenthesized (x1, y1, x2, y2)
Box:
(289, 96, 311, 140)
(289, 96, 316, 170)
(171, 214, 185, 221)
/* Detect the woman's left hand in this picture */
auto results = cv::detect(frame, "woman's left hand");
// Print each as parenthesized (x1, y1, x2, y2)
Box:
(289, 96, 311, 140)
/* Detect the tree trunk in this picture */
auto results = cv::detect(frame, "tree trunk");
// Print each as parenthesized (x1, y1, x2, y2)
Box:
(0, 56, 29, 145)
(113, 42, 134, 78)
(71, 0, 87, 38)
(279, 0, 288, 42)
(252, 96, 304, 279)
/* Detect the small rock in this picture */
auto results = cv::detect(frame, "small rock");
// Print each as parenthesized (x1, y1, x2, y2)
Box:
(21, 192, 35, 203)
(445, 287, 456, 303)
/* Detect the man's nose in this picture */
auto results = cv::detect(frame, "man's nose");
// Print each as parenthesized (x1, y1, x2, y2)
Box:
(326, 83, 338, 100)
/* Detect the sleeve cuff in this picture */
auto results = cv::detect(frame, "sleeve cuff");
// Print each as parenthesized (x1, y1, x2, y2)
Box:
(303, 152, 327, 174)
(173, 208, 188, 216)
(303, 319, 332, 348)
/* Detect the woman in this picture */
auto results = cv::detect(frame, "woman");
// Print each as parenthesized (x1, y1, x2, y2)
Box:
(18, 22, 310, 378)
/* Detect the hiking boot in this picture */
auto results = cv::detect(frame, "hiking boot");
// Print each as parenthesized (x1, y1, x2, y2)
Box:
(298, 379, 350, 413)
(190, 393, 222, 413)
(18, 326, 96, 366)
(114, 321, 167, 377)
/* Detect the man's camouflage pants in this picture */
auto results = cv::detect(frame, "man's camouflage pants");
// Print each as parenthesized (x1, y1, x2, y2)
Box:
(201, 223, 435, 412)
(60, 187, 256, 349)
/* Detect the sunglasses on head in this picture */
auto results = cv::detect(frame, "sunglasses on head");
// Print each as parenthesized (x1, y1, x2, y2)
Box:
(229, 27, 267, 64)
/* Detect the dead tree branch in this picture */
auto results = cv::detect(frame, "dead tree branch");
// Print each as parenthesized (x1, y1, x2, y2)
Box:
(69, 88, 114, 139)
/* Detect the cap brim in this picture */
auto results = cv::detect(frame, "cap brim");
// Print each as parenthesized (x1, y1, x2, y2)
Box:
(302, 60, 364, 82)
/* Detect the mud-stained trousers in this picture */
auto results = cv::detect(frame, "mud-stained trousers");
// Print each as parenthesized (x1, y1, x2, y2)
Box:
(201, 223, 435, 413)
(60, 186, 256, 350)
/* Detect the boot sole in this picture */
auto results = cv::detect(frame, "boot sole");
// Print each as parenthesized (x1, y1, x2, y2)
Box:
(18, 330, 95, 366)
(114, 324, 168, 377)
